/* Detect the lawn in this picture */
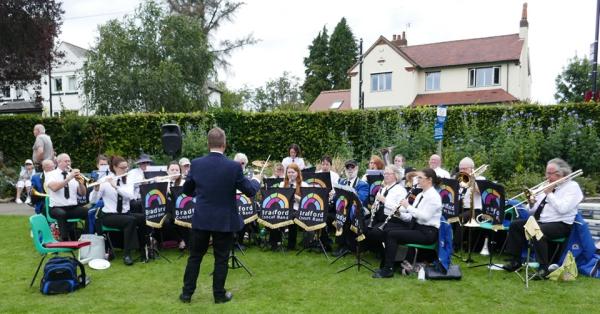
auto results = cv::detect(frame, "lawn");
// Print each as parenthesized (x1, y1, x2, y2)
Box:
(1, 215, 599, 313)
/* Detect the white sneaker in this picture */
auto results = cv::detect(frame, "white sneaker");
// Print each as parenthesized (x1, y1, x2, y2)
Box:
(16, 198, 23, 204)
(25, 197, 31, 204)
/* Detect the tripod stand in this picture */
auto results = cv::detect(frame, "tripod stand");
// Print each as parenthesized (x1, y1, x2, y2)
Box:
(468, 229, 503, 271)
(334, 239, 374, 273)
(144, 228, 171, 263)
(228, 234, 252, 276)
(296, 229, 329, 261)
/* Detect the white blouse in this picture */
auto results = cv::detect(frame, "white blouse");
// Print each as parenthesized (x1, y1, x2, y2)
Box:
(381, 183, 407, 216)
(90, 175, 135, 214)
(400, 186, 442, 228)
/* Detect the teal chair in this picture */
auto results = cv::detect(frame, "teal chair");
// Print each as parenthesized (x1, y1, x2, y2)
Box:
(29, 215, 79, 287)
(44, 198, 84, 239)
(406, 242, 438, 268)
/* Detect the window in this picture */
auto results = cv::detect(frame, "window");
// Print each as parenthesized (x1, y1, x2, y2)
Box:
(329, 100, 343, 109)
(371, 72, 392, 92)
(53, 77, 63, 92)
(67, 75, 77, 92)
(425, 71, 440, 91)
(468, 66, 500, 87)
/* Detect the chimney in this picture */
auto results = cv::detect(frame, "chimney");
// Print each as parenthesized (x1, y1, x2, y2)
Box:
(399, 31, 408, 46)
(519, 2, 528, 39)
(392, 34, 397, 41)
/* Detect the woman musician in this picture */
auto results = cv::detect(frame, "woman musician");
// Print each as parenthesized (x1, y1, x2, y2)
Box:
(162, 161, 188, 250)
(90, 156, 147, 266)
(366, 165, 407, 258)
(373, 168, 442, 278)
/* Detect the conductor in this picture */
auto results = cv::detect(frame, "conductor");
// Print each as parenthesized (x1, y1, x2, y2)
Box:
(180, 127, 261, 304)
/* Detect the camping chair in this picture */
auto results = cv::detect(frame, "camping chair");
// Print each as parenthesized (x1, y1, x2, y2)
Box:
(29, 214, 90, 287)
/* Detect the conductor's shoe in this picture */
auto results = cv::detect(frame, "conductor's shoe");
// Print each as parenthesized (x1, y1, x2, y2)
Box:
(502, 260, 522, 272)
(123, 255, 134, 266)
(179, 293, 191, 303)
(532, 268, 550, 280)
(372, 268, 394, 278)
(214, 291, 233, 304)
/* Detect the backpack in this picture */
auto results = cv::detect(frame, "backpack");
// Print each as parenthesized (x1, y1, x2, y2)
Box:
(40, 256, 86, 295)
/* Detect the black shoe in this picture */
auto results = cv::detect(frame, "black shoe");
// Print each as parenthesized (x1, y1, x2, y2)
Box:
(123, 255, 134, 266)
(214, 291, 233, 304)
(333, 248, 350, 257)
(372, 268, 394, 278)
(532, 268, 550, 280)
(179, 293, 191, 303)
(502, 260, 522, 272)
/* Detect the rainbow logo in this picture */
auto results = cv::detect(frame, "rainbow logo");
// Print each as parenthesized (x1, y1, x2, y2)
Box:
(145, 189, 166, 207)
(335, 195, 348, 215)
(305, 178, 327, 188)
(300, 193, 325, 211)
(262, 192, 290, 209)
(175, 194, 194, 209)
(439, 185, 456, 205)
(369, 180, 383, 196)
(237, 194, 252, 205)
(482, 188, 501, 209)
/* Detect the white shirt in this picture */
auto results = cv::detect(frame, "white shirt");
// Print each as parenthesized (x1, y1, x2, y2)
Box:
(90, 175, 135, 214)
(529, 180, 583, 224)
(127, 168, 145, 199)
(463, 175, 485, 210)
(317, 170, 339, 188)
(433, 167, 451, 179)
(46, 169, 80, 207)
(381, 183, 407, 216)
(282, 157, 305, 170)
(400, 186, 442, 228)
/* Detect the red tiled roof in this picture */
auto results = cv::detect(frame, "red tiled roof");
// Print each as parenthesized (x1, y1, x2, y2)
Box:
(400, 34, 524, 68)
(308, 89, 352, 112)
(412, 89, 518, 106)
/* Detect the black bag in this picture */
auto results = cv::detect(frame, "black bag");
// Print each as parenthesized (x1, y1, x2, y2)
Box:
(40, 256, 86, 295)
(425, 263, 462, 280)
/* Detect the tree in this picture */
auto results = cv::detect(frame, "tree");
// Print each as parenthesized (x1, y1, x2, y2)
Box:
(555, 55, 599, 103)
(328, 18, 358, 90)
(166, 0, 257, 69)
(217, 82, 252, 111)
(251, 72, 304, 112)
(0, 0, 63, 85)
(302, 26, 331, 105)
(82, 1, 213, 115)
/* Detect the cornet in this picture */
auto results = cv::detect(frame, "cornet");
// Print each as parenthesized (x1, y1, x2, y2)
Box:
(67, 166, 92, 185)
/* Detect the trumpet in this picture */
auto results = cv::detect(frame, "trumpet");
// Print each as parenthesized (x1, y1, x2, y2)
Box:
(67, 166, 92, 185)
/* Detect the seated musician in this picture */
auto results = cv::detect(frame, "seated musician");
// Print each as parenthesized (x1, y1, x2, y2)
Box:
(270, 163, 308, 250)
(393, 154, 415, 186)
(317, 155, 339, 251)
(127, 154, 153, 213)
(234, 153, 251, 178)
(361, 155, 385, 181)
(332, 160, 369, 257)
(456, 157, 484, 219)
(502, 158, 583, 280)
(318, 155, 339, 185)
(90, 156, 147, 265)
(46, 153, 89, 240)
(281, 144, 306, 171)
(366, 165, 408, 258)
(429, 154, 451, 179)
(90, 155, 109, 182)
(373, 168, 442, 278)
(233, 153, 255, 249)
(30, 159, 55, 215)
(271, 163, 285, 179)
(164, 161, 184, 187)
(164, 161, 188, 250)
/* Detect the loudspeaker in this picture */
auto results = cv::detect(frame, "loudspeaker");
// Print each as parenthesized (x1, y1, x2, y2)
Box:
(161, 124, 182, 157)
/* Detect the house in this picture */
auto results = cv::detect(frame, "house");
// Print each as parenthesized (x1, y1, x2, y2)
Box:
(308, 89, 352, 112)
(310, 3, 531, 111)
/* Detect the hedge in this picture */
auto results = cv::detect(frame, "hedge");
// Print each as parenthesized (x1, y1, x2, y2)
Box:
(1, 103, 599, 186)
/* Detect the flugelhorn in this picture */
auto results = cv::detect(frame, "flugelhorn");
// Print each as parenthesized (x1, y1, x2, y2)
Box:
(67, 166, 92, 185)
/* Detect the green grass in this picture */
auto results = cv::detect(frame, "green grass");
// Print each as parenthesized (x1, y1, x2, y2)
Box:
(1, 215, 599, 313)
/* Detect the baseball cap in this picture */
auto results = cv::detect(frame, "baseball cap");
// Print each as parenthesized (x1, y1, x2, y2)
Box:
(25, 159, 33, 165)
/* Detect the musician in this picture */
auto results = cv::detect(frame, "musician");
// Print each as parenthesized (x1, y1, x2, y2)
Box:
(456, 157, 484, 217)
(393, 154, 415, 185)
(503, 158, 583, 280)
(179, 158, 191, 177)
(271, 163, 285, 179)
(46, 153, 89, 240)
(180, 127, 260, 304)
(165, 161, 184, 188)
(30, 159, 55, 214)
(127, 154, 153, 213)
(15, 159, 35, 204)
(162, 161, 189, 251)
(373, 168, 442, 278)
(366, 165, 408, 258)
(361, 155, 385, 181)
(281, 143, 306, 171)
(234, 153, 251, 177)
(318, 155, 339, 186)
(270, 163, 309, 251)
(429, 154, 451, 179)
(90, 156, 147, 266)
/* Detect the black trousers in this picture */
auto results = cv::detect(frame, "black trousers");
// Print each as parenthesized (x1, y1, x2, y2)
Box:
(101, 213, 146, 252)
(505, 219, 572, 267)
(50, 205, 89, 240)
(383, 224, 438, 269)
(366, 219, 410, 257)
(182, 229, 233, 298)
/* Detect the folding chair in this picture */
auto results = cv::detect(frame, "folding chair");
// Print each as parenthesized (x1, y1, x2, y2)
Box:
(406, 242, 437, 268)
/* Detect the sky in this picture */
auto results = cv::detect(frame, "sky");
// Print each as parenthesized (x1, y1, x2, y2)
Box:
(59, 0, 598, 104)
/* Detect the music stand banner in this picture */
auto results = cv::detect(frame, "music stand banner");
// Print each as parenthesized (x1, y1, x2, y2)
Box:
(263, 177, 283, 190)
(140, 182, 169, 228)
(303, 171, 332, 190)
(367, 174, 384, 207)
(333, 187, 354, 236)
(170, 186, 194, 228)
(439, 178, 460, 223)
(335, 186, 365, 241)
(257, 188, 295, 229)
(294, 187, 328, 231)
(237, 192, 258, 224)
(477, 180, 506, 229)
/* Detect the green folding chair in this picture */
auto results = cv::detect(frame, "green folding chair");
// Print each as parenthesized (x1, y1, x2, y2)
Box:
(406, 242, 438, 268)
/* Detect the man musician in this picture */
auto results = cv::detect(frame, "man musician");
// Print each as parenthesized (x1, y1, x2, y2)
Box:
(180, 127, 261, 304)
(30, 159, 56, 215)
(503, 158, 583, 279)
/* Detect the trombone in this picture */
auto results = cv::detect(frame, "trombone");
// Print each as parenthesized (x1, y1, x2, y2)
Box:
(456, 164, 488, 227)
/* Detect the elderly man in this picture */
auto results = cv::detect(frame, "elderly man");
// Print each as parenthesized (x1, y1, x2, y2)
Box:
(32, 124, 54, 171)
(30, 159, 56, 214)
(46, 154, 88, 240)
(428, 154, 450, 179)
(502, 158, 583, 280)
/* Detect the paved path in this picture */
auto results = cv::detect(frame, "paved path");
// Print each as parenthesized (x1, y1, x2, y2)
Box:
(0, 202, 35, 216)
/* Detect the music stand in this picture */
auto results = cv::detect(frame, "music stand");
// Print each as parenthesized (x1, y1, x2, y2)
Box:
(296, 229, 329, 260)
(335, 198, 374, 274)
(145, 228, 171, 263)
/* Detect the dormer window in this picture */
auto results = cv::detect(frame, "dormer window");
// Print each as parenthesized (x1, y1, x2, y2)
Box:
(468, 66, 500, 87)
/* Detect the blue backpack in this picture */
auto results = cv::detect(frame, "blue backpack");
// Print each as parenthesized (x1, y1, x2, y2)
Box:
(40, 257, 86, 295)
